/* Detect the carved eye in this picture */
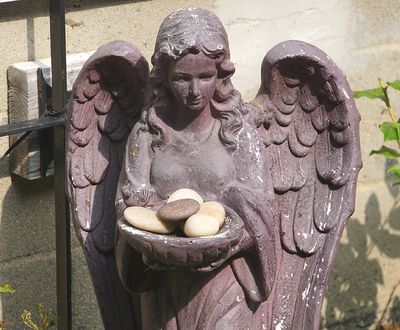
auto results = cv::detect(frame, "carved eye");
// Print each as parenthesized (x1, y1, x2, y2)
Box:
(174, 74, 190, 82)
(199, 72, 216, 81)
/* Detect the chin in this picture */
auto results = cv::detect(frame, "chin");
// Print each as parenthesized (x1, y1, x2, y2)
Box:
(186, 103, 207, 112)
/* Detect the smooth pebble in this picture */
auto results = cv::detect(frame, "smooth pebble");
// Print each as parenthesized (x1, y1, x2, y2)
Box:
(157, 199, 200, 222)
(184, 214, 219, 237)
(197, 201, 226, 227)
(124, 206, 175, 234)
(167, 188, 203, 205)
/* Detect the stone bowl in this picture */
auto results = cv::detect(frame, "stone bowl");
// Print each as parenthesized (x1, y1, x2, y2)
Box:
(117, 205, 244, 269)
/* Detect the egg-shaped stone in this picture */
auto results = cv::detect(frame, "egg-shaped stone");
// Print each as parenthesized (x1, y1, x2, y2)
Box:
(157, 199, 200, 222)
(183, 214, 219, 238)
(124, 206, 175, 234)
(167, 188, 203, 205)
(197, 201, 226, 227)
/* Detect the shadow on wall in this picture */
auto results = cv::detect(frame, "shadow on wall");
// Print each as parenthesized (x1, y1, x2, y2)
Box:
(323, 160, 400, 329)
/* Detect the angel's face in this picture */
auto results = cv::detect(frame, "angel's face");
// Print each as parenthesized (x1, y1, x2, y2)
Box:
(167, 52, 217, 113)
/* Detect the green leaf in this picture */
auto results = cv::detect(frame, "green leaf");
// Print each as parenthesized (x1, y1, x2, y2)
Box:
(37, 304, 55, 329)
(0, 283, 15, 294)
(370, 145, 400, 159)
(353, 87, 386, 101)
(379, 122, 400, 142)
(388, 80, 400, 91)
(388, 164, 400, 178)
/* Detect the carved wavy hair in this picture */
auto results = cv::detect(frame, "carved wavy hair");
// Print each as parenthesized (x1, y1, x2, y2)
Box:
(142, 7, 245, 152)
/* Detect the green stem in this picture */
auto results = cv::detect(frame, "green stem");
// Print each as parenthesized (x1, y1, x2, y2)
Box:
(378, 78, 397, 124)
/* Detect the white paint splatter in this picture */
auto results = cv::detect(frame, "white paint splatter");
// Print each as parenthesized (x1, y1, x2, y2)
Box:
(342, 88, 350, 99)
(275, 319, 284, 330)
(326, 201, 332, 215)
(302, 282, 311, 300)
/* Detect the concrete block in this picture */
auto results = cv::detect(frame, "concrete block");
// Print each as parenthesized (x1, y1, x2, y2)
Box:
(7, 52, 92, 180)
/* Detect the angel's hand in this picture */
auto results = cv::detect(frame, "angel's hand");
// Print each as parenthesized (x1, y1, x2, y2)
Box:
(190, 229, 251, 273)
(221, 185, 271, 247)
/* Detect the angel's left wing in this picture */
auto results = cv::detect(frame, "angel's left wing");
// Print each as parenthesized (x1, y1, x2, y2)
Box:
(248, 40, 362, 329)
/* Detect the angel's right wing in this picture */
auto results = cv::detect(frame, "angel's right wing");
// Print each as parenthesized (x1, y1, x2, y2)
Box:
(66, 41, 149, 329)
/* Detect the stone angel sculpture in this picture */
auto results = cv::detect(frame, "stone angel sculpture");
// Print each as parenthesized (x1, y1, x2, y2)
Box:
(66, 7, 361, 330)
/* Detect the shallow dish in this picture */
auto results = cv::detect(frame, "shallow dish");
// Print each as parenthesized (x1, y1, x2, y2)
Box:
(117, 204, 244, 268)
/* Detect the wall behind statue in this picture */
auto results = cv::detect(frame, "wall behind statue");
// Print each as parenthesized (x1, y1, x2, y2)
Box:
(0, 0, 399, 329)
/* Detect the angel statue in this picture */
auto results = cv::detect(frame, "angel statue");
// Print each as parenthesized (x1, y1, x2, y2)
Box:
(66, 7, 361, 330)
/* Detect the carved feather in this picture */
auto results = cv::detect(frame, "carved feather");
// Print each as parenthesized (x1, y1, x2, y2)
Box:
(94, 90, 114, 114)
(83, 129, 110, 185)
(294, 110, 317, 147)
(98, 103, 122, 134)
(288, 128, 310, 157)
(69, 146, 90, 189)
(274, 107, 292, 127)
(293, 180, 325, 255)
(281, 85, 299, 106)
(291, 154, 309, 191)
(311, 105, 329, 132)
(71, 101, 93, 131)
(266, 141, 294, 193)
(279, 191, 298, 253)
(299, 84, 319, 112)
(93, 147, 120, 252)
(69, 119, 96, 147)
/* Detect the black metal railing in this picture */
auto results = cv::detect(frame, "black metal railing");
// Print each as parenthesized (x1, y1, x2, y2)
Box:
(0, 1, 71, 329)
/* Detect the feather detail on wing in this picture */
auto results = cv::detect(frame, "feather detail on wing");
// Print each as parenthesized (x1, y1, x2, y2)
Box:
(252, 40, 361, 256)
(66, 41, 150, 253)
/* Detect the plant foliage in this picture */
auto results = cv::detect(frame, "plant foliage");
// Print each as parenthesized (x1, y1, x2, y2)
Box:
(354, 79, 400, 183)
(0, 284, 55, 329)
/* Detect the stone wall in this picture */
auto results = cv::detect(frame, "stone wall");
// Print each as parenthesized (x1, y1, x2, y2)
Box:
(0, 0, 399, 329)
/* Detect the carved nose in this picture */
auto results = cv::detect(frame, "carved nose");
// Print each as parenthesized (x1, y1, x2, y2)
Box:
(189, 80, 200, 97)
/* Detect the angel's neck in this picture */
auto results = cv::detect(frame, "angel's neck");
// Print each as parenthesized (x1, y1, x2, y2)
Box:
(169, 104, 214, 135)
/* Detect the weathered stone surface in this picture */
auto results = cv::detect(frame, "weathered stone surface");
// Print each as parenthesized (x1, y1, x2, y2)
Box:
(157, 199, 200, 222)
(69, 8, 361, 330)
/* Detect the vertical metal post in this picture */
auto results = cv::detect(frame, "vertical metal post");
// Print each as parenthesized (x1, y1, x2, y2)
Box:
(49, 1, 71, 329)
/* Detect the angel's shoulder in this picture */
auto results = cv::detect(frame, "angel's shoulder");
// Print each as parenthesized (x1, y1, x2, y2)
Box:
(125, 119, 151, 148)
(237, 121, 263, 150)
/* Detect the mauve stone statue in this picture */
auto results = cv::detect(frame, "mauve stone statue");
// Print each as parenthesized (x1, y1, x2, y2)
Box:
(66, 8, 361, 330)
